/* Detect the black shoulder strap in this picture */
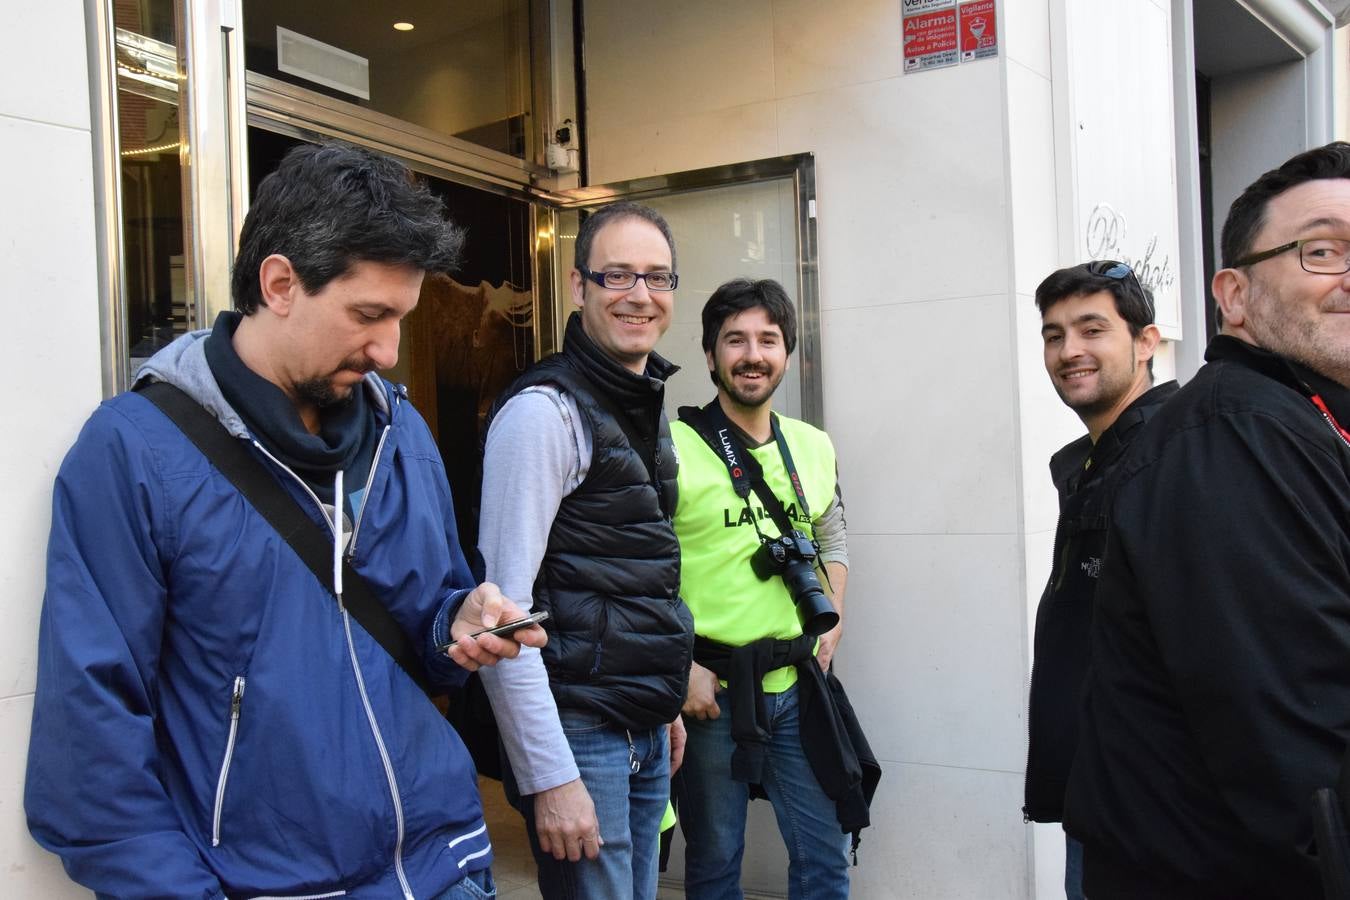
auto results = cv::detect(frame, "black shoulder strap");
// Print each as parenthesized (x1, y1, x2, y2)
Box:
(136, 381, 432, 695)
(677, 403, 797, 538)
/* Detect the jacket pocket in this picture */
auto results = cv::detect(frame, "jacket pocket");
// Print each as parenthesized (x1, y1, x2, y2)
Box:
(212, 675, 246, 847)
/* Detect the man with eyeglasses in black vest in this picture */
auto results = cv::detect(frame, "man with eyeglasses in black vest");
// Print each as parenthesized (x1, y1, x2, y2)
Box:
(1064, 143, 1350, 898)
(477, 201, 694, 900)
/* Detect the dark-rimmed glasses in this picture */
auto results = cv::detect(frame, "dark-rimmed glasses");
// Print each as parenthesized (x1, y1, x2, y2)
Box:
(579, 267, 679, 291)
(1087, 260, 1154, 319)
(1232, 238, 1350, 275)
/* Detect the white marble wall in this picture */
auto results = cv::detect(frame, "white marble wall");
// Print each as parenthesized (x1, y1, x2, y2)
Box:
(0, 0, 102, 896)
(584, 0, 1060, 895)
(1003, 2, 1089, 896)
(1338, 26, 1349, 141)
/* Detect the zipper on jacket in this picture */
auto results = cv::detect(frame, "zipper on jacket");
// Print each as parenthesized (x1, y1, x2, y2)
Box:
(212, 675, 246, 847)
(346, 423, 392, 558)
(331, 464, 414, 900)
(247, 440, 414, 899)
(341, 610, 414, 900)
(590, 603, 611, 675)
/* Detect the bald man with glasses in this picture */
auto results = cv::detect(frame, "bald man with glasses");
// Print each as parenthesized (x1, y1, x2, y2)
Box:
(1063, 143, 1350, 899)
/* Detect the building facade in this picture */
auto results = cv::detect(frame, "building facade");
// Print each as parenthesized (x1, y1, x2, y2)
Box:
(2, 1, 1346, 897)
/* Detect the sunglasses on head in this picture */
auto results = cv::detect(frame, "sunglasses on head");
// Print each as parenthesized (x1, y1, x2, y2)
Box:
(1087, 260, 1154, 321)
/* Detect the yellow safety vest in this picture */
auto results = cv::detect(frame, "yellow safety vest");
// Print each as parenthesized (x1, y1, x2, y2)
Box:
(671, 414, 838, 692)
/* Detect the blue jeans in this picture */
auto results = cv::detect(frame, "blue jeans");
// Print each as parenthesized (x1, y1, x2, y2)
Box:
(433, 868, 496, 899)
(1065, 834, 1084, 900)
(520, 709, 670, 900)
(677, 684, 849, 900)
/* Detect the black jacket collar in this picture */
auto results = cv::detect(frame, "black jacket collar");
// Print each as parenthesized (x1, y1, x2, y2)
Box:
(1050, 380, 1180, 491)
(1206, 334, 1350, 427)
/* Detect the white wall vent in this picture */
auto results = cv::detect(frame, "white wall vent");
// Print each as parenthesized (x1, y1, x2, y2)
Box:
(276, 27, 370, 100)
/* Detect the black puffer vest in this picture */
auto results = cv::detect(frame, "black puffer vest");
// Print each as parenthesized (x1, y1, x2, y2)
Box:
(486, 314, 693, 730)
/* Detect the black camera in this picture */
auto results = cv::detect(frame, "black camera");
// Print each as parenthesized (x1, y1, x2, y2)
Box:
(750, 530, 839, 637)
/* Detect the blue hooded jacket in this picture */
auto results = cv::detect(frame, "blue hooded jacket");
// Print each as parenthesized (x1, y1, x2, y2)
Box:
(25, 330, 491, 899)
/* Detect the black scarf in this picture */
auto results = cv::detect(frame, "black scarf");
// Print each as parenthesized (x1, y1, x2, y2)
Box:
(204, 311, 378, 508)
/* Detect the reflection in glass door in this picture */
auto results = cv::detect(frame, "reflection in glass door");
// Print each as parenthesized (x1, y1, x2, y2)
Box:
(113, 8, 195, 373)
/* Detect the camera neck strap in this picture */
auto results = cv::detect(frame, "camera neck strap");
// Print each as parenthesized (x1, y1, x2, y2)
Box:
(677, 399, 810, 538)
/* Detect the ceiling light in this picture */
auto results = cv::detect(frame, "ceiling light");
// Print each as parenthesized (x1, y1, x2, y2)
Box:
(393, 22, 414, 31)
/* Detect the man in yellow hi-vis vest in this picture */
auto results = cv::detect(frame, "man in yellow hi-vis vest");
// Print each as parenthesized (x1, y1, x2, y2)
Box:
(672, 277, 869, 900)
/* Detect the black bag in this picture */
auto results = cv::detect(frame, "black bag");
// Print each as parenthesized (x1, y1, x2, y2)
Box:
(443, 672, 505, 780)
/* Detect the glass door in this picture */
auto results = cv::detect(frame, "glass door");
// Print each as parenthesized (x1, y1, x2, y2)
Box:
(543, 154, 823, 426)
(90, 0, 245, 392)
(113, 23, 193, 369)
(237, 0, 552, 552)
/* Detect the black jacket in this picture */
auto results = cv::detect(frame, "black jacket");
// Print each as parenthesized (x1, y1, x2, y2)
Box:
(1023, 381, 1178, 823)
(690, 634, 881, 858)
(1064, 336, 1350, 898)
(486, 314, 693, 731)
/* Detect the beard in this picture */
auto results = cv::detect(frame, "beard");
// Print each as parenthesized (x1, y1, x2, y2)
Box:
(1051, 358, 1140, 418)
(716, 361, 785, 409)
(295, 356, 376, 409)
(1245, 278, 1350, 388)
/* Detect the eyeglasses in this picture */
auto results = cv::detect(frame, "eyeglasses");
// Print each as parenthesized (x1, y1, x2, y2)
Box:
(578, 267, 679, 292)
(1232, 238, 1350, 274)
(1087, 260, 1154, 320)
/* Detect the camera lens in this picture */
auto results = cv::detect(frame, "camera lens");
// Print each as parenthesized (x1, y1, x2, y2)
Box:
(782, 559, 838, 636)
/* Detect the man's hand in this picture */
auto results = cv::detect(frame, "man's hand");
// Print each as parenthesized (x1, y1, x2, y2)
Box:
(534, 779, 602, 861)
(682, 662, 721, 719)
(669, 715, 687, 776)
(445, 582, 547, 672)
(816, 620, 843, 673)
(816, 561, 847, 673)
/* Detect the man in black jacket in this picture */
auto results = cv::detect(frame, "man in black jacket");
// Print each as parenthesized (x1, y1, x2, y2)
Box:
(1023, 261, 1177, 900)
(1064, 143, 1350, 898)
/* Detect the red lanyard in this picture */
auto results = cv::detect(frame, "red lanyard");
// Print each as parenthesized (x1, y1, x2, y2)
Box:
(1310, 394, 1350, 448)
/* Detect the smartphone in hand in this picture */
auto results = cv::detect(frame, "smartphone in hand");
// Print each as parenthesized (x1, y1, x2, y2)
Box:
(438, 610, 549, 651)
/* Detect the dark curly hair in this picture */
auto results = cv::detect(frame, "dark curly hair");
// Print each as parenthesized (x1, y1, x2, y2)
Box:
(231, 142, 464, 314)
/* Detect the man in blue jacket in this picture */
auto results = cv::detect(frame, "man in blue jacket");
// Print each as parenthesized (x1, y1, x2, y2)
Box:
(25, 142, 545, 899)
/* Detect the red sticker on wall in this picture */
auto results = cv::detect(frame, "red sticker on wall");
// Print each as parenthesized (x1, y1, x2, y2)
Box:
(958, 0, 998, 62)
(903, 9, 959, 72)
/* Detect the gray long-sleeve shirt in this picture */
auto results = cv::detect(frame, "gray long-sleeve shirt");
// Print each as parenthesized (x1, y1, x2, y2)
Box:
(476, 386, 589, 794)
